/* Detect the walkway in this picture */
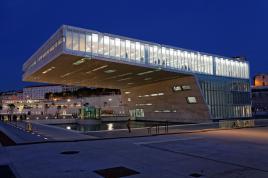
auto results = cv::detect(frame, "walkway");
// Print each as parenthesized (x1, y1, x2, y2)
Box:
(1, 126, 268, 178)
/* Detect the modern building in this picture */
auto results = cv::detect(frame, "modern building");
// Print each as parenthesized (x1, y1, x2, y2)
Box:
(252, 74, 268, 117)
(23, 84, 81, 100)
(23, 25, 251, 123)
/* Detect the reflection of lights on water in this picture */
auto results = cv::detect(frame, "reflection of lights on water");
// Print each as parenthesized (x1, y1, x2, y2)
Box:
(107, 123, 114, 130)
(66, 126, 71, 130)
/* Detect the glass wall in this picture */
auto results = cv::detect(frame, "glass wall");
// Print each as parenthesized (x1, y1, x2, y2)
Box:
(215, 57, 249, 79)
(198, 75, 251, 119)
(24, 29, 64, 72)
(63, 27, 249, 79)
(86, 33, 91, 52)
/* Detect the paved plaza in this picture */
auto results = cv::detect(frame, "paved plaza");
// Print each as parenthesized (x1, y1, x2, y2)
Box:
(1, 126, 268, 178)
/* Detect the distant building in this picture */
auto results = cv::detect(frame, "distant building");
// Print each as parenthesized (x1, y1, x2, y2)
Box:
(23, 85, 81, 100)
(252, 74, 268, 117)
(253, 74, 268, 87)
(0, 90, 23, 101)
(0, 85, 123, 118)
(0, 91, 23, 114)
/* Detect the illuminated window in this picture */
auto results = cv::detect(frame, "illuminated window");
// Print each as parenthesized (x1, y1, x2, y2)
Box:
(79, 33, 85, 52)
(153, 46, 158, 64)
(172, 86, 182, 92)
(149, 46, 154, 64)
(166, 48, 171, 67)
(173, 50, 178, 69)
(170, 49, 174, 68)
(104, 36, 109, 56)
(126, 40, 130, 59)
(92, 34, 98, 54)
(109, 37, 115, 57)
(162, 47, 167, 66)
(140, 44, 145, 62)
(135, 42, 140, 61)
(115, 38, 120, 57)
(130, 41, 135, 60)
(86, 34, 91, 52)
(120, 40, 126, 59)
(158, 46, 162, 66)
(186, 97, 197, 104)
(135, 109, 144, 117)
(182, 85, 191, 90)
(72, 32, 79, 51)
(98, 35, 104, 55)
(66, 31, 72, 49)
(177, 50, 182, 69)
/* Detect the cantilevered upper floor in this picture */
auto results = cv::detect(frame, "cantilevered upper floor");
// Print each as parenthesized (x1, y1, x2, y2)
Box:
(23, 25, 250, 87)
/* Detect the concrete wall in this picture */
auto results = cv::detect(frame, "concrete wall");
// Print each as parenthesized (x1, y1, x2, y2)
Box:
(122, 76, 211, 123)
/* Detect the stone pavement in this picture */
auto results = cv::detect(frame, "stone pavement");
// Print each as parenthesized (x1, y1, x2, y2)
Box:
(1, 119, 268, 145)
(0, 121, 46, 144)
(1, 126, 268, 178)
(0, 121, 96, 144)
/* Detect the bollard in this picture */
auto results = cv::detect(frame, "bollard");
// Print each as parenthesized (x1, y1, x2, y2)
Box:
(155, 124, 159, 134)
(26, 122, 33, 132)
(147, 127, 151, 134)
(166, 122, 169, 133)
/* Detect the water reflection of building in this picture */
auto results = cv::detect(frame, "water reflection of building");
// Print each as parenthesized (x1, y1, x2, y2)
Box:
(252, 74, 268, 117)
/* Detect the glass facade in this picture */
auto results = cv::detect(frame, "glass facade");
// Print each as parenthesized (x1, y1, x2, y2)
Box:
(198, 75, 251, 119)
(62, 27, 249, 79)
(24, 28, 64, 72)
(24, 26, 249, 80)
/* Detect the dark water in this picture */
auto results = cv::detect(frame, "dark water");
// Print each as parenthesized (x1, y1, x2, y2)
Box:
(51, 121, 175, 132)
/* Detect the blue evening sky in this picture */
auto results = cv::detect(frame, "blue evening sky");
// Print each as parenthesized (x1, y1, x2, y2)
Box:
(0, 0, 267, 91)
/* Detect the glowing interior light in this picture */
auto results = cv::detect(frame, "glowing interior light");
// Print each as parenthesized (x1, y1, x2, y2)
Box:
(118, 77, 131, 81)
(73, 58, 86, 65)
(92, 65, 108, 72)
(42, 67, 55, 74)
(137, 70, 154, 76)
(107, 123, 114, 131)
(104, 69, 116, 73)
(144, 77, 152, 81)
